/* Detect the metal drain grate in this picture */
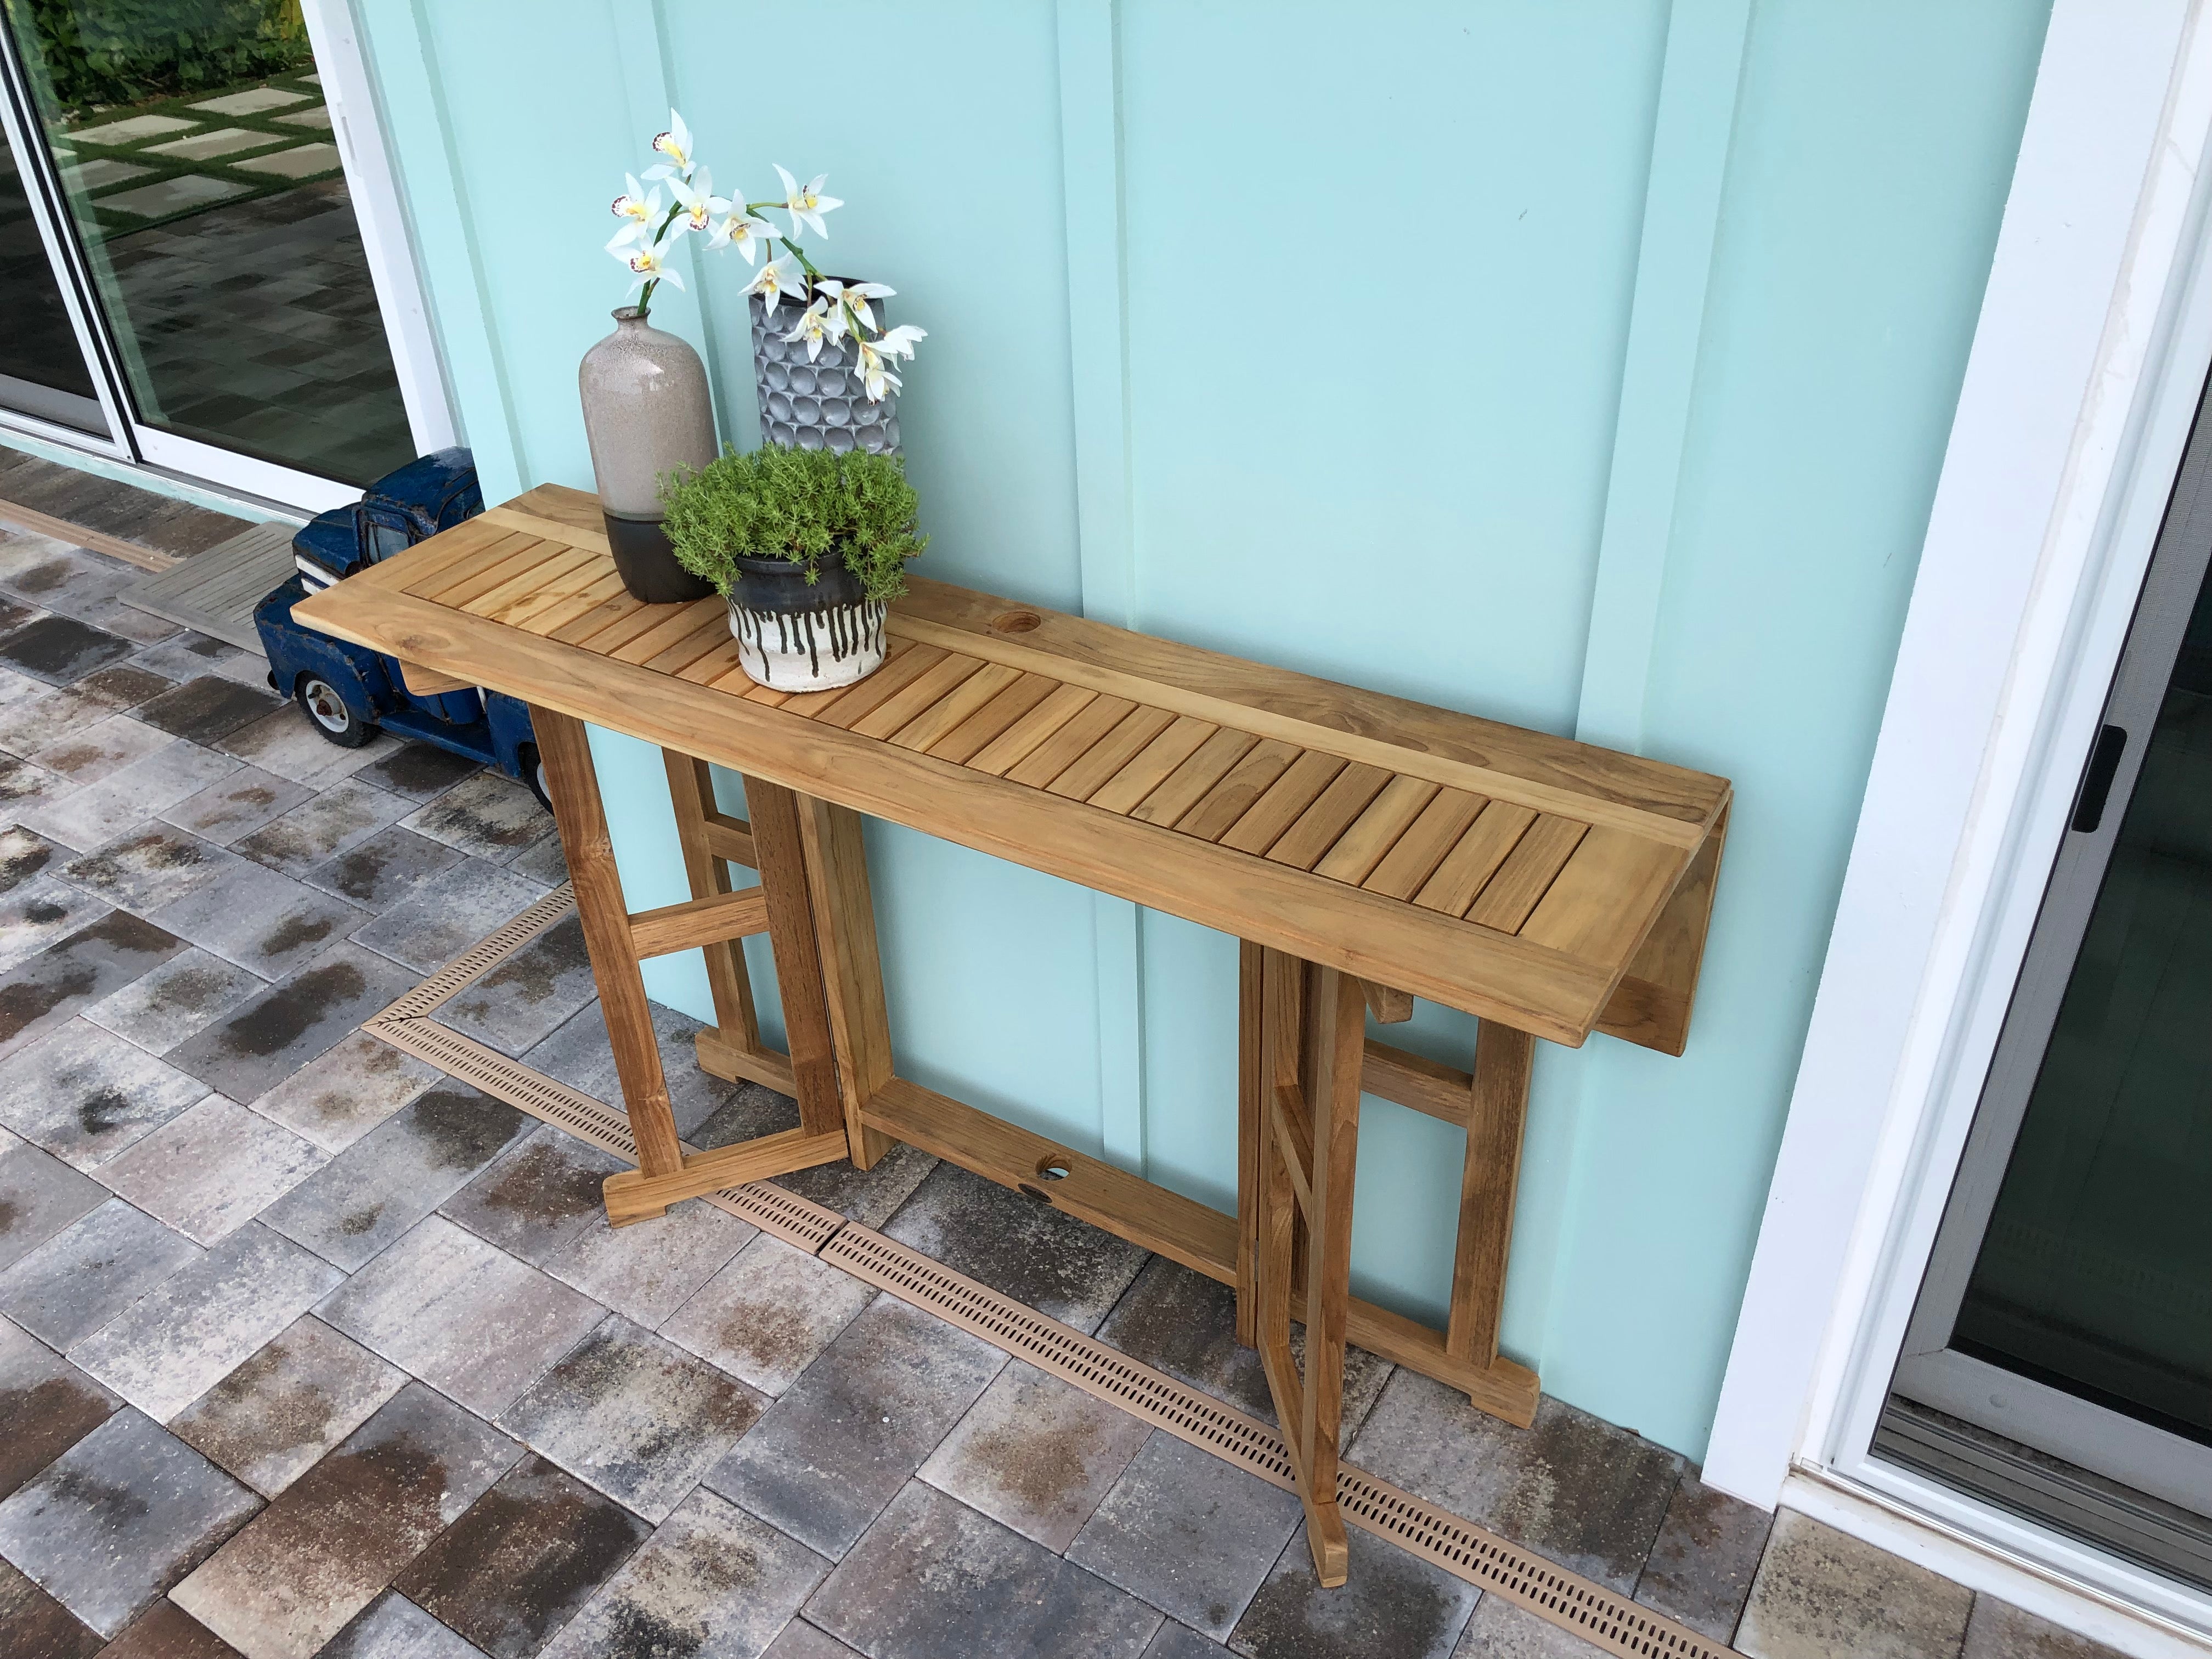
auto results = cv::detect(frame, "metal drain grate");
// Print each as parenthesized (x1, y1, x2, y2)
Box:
(824, 1225, 1735, 1659)
(368, 887, 1736, 1658)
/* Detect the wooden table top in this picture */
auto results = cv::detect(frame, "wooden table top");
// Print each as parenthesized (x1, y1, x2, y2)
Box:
(297, 484, 1731, 1048)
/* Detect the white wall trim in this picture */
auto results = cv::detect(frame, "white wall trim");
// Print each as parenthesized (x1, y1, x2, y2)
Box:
(1705, 0, 2212, 1641)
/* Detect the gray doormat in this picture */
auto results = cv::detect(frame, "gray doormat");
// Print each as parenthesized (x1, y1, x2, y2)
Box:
(122, 520, 298, 653)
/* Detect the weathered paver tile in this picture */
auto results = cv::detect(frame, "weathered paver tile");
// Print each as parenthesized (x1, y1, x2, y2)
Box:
(439, 1124, 624, 1265)
(0, 1556, 104, 1658)
(129, 633, 251, 687)
(1068, 1431, 1304, 1640)
(1735, 1509, 1973, 1659)
(1350, 1376, 1683, 1594)
(97, 1096, 327, 1244)
(0, 1136, 105, 1272)
(0, 1408, 258, 1637)
(435, 911, 597, 1056)
(83, 947, 265, 1056)
(762, 1620, 866, 1658)
(0, 613, 137, 687)
(0, 873, 107, 970)
(170, 1316, 405, 1498)
(68, 1222, 342, 1423)
(1147, 1621, 1233, 1657)
(498, 1315, 765, 1523)
(232, 778, 413, 876)
(1099, 1257, 1391, 1448)
(0, 1018, 211, 1169)
(0, 1199, 202, 1348)
(136, 677, 284, 746)
(350, 858, 547, 974)
(22, 740, 239, 852)
(215, 706, 393, 791)
(1960, 1596, 2125, 1659)
(160, 768, 311, 845)
(1228, 1521, 1479, 1658)
(401, 772, 551, 864)
(0, 910, 185, 1060)
(396, 1453, 650, 1657)
(352, 741, 483, 802)
(540, 1187, 754, 1330)
(247, 1029, 438, 1153)
(1452, 1596, 1609, 1655)
(0, 1314, 121, 1498)
(1633, 1465, 1773, 1642)
(919, 1357, 1152, 1552)
(172, 1381, 522, 1659)
(60, 825, 245, 915)
(662, 1233, 873, 1397)
(885, 1163, 1150, 1335)
(705, 1292, 1004, 1558)
(261, 1086, 528, 1270)
(0, 825, 59, 891)
(96, 1597, 248, 1658)
(166, 942, 419, 1104)
(317, 1214, 606, 1417)
(298, 824, 460, 910)
(535, 1000, 793, 1142)
(29, 713, 171, 786)
(509, 828, 569, 887)
(0, 665, 162, 753)
(0, 752, 76, 821)
(545, 1486, 831, 1659)
(319, 1590, 492, 1658)
(810, 1480, 1161, 1657)
(98, 1597, 250, 1658)
(146, 857, 367, 981)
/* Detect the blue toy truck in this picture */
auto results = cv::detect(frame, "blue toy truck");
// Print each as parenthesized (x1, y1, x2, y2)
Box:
(255, 448, 549, 807)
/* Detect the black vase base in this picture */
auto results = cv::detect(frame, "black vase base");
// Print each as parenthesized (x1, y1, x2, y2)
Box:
(603, 514, 715, 604)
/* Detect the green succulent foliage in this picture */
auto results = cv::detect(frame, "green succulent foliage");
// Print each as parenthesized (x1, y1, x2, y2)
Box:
(662, 444, 926, 606)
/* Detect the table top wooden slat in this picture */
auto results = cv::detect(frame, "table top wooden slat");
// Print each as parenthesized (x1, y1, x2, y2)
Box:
(296, 484, 1731, 1046)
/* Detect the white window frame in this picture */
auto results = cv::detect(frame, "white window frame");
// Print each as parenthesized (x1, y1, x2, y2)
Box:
(0, 0, 452, 514)
(1703, 1, 2212, 1653)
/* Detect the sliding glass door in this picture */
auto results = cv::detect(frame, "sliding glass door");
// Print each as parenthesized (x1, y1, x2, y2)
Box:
(1880, 379, 2212, 1592)
(0, 102, 110, 438)
(0, 0, 431, 504)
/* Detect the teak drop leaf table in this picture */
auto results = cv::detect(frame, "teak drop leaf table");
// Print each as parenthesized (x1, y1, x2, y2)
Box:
(296, 484, 1731, 1585)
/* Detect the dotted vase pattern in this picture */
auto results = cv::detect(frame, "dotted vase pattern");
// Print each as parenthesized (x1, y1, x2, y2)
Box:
(749, 290, 901, 454)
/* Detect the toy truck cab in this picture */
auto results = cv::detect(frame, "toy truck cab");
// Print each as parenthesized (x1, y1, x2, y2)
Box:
(255, 448, 549, 805)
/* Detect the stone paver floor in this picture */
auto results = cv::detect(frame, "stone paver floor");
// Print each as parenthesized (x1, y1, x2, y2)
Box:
(0, 524, 2134, 1657)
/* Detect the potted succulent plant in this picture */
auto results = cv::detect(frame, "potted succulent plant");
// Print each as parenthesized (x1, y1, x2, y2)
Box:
(585, 113, 929, 602)
(661, 444, 926, 691)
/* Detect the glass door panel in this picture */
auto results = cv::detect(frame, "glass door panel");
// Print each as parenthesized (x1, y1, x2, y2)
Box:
(0, 105, 105, 433)
(1883, 386, 2212, 1591)
(1, 0, 413, 485)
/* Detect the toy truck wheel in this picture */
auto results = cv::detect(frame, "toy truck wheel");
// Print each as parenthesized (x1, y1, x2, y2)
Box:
(520, 745, 552, 812)
(296, 675, 376, 748)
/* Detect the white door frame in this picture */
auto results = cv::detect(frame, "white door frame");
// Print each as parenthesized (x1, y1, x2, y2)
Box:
(1704, 0, 2212, 1650)
(0, 0, 451, 514)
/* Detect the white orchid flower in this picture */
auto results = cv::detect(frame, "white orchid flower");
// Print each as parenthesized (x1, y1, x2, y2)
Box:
(644, 110, 696, 181)
(620, 238, 684, 296)
(873, 323, 927, 362)
(707, 211, 776, 264)
(668, 167, 728, 234)
(607, 176, 662, 247)
(816, 278, 893, 334)
(742, 254, 806, 317)
(854, 335, 902, 402)
(782, 299, 837, 362)
(772, 164, 842, 239)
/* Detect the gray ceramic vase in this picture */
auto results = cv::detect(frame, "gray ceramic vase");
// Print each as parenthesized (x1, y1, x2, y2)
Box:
(750, 287, 901, 454)
(579, 307, 717, 602)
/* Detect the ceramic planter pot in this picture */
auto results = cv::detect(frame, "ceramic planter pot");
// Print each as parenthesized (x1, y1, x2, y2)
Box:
(579, 307, 718, 602)
(749, 286, 901, 455)
(727, 552, 887, 690)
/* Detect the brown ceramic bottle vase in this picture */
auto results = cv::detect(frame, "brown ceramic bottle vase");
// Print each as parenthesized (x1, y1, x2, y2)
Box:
(578, 306, 717, 602)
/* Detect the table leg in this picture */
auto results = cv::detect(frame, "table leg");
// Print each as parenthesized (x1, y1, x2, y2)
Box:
(737, 778, 845, 1143)
(529, 707, 684, 1187)
(1447, 1021, 1534, 1367)
(662, 750, 763, 1058)
(796, 794, 896, 1169)
(1253, 946, 1362, 1587)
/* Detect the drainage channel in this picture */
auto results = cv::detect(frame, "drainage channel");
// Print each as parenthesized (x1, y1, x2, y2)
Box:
(368, 889, 1737, 1659)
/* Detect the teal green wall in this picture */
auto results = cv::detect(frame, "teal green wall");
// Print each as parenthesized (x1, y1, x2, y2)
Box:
(354, 0, 2053, 1459)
